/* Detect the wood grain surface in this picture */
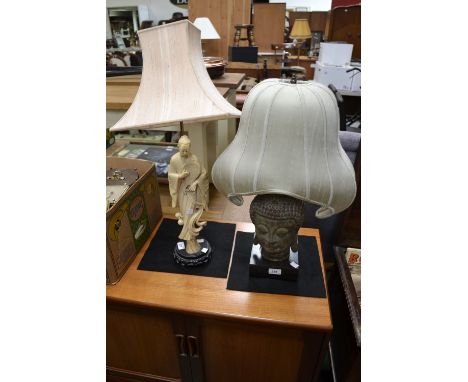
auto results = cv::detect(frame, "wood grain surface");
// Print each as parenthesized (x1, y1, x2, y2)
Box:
(189, 0, 251, 59)
(107, 308, 181, 379)
(253, 3, 286, 52)
(197, 316, 323, 382)
(107, 216, 331, 331)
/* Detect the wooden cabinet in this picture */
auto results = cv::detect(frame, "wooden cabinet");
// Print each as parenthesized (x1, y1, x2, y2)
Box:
(107, 304, 183, 381)
(188, 0, 251, 59)
(328, 5, 361, 59)
(193, 317, 327, 382)
(107, 219, 332, 382)
(253, 3, 286, 52)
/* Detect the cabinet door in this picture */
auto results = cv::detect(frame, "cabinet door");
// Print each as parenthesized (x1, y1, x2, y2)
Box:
(107, 302, 183, 381)
(189, 317, 327, 382)
(329, 6, 361, 59)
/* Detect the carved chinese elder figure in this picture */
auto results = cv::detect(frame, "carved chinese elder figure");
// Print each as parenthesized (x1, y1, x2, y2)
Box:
(168, 135, 211, 265)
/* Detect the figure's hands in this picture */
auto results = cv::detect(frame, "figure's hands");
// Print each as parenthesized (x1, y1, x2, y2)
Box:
(188, 182, 197, 192)
(180, 170, 189, 179)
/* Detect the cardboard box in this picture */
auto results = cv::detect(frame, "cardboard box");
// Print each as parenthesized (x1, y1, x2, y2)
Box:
(318, 43, 353, 66)
(106, 157, 162, 284)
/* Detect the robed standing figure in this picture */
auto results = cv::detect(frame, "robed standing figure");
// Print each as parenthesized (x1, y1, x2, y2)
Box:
(168, 135, 209, 255)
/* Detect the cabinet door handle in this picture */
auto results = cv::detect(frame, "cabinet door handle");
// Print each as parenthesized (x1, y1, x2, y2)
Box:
(187, 336, 199, 358)
(175, 334, 187, 357)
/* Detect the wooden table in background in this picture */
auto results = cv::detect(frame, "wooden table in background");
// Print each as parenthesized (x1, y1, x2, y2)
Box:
(106, 72, 245, 90)
(107, 217, 332, 382)
(225, 61, 282, 80)
(106, 85, 230, 110)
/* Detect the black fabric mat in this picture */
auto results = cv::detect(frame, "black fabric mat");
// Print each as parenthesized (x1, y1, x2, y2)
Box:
(227, 231, 326, 298)
(138, 219, 236, 278)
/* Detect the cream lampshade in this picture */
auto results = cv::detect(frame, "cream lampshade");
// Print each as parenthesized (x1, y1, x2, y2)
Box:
(193, 17, 220, 40)
(211, 79, 357, 219)
(110, 20, 239, 132)
(290, 19, 312, 64)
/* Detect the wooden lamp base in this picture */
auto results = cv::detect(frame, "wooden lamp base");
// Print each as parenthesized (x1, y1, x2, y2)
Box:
(173, 238, 212, 266)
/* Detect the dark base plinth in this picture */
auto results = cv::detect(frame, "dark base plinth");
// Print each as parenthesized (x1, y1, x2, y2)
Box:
(249, 244, 299, 281)
(228, 46, 259, 63)
(173, 239, 212, 267)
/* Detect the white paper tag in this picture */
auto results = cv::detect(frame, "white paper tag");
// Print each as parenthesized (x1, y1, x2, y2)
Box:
(186, 208, 193, 215)
(268, 268, 282, 275)
(197, 239, 204, 243)
(177, 242, 185, 250)
(290, 261, 299, 269)
(201, 247, 208, 253)
(166, 147, 174, 151)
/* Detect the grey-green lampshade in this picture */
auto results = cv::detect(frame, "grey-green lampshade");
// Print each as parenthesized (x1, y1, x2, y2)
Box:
(211, 79, 356, 219)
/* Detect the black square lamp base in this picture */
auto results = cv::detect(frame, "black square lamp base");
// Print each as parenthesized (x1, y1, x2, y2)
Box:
(228, 46, 258, 63)
(249, 244, 299, 281)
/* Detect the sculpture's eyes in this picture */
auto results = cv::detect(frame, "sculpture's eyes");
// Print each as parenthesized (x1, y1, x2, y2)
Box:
(276, 228, 289, 238)
(257, 225, 268, 235)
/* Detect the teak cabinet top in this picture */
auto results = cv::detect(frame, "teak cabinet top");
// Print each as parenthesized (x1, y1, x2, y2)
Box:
(106, 217, 332, 331)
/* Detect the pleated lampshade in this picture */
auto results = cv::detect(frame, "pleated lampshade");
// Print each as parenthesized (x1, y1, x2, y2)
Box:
(110, 20, 240, 132)
(290, 19, 312, 40)
(211, 79, 356, 218)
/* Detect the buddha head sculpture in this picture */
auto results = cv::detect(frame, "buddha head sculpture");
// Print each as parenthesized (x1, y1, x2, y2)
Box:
(250, 194, 305, 262)
(212, 79, 357, 278)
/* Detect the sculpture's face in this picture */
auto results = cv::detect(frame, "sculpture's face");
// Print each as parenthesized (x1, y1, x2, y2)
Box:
(179, 143, 190, 158)
(253, 215, 297, 262)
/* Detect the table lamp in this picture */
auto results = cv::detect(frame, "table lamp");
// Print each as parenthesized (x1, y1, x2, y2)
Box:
(110, 20, 241, 266)
(212, 79, 356, 280)
(289, 19, 312, 65)
(193, 17, 220, 56)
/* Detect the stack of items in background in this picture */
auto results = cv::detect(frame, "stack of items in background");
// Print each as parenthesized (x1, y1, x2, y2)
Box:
(313, 42, 361, 93)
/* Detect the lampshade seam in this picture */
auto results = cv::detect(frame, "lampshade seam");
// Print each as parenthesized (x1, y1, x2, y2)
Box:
(305, 85, 334, 207)
(252, 86, 287, 191)
(231, 82, 278, 194)
(318, 85, 358, 209)
(296, 85, 310, 200)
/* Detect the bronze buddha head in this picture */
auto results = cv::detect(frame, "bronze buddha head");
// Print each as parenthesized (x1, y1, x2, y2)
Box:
(249, 194, 305, 262)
